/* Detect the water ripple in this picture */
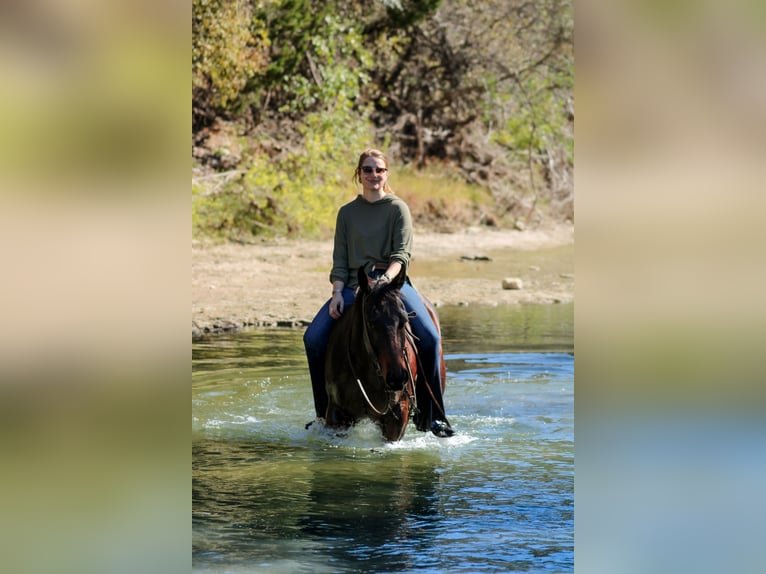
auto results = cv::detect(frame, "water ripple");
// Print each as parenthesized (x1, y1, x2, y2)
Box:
(194, 327, 573, 573)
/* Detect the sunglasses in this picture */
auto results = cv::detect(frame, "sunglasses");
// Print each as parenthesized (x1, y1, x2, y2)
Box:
(361, 166, 387, 174)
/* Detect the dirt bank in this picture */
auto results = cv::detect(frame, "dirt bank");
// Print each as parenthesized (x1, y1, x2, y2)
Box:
(192, 223, 574, 337)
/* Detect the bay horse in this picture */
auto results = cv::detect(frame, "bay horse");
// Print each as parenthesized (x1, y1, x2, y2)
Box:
(324, 267, 446, 441)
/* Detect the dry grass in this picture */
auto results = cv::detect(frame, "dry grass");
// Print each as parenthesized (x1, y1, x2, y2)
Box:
(389, 163, 500, 231)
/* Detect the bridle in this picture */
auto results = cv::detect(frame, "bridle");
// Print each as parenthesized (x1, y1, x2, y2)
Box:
(347, 291, 417, 418)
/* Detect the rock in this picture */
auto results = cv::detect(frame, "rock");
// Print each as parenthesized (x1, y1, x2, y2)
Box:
(212, 319, 239, 332)
(460, 255, 493, 261)
(480, 213, 499, 227)
(501, 277, 523, 290)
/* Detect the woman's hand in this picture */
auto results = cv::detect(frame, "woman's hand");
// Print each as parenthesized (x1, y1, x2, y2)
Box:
(372, 273, 391, 291)
(329, 291, 344, 319)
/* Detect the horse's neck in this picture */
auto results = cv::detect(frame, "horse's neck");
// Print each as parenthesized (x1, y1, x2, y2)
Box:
(344, 305, 366, 359)
(347, 303, 363, 340)
(347, 300, 380, 375)
(351, 303, 373, 353)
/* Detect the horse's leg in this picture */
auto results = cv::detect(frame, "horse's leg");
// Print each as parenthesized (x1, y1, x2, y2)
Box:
(394, 395, 410, 440)
(325, 401, 354, 431)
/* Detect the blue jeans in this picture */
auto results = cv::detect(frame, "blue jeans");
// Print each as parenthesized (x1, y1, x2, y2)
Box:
(303, 279, 447, 427)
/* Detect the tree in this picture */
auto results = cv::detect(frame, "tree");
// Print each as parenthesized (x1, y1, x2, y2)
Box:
(192, 0, 271, 130)
(360, 0, 574, 221)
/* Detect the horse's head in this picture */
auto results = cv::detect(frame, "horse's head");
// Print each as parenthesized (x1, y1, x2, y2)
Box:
(356, 266, 412, 392)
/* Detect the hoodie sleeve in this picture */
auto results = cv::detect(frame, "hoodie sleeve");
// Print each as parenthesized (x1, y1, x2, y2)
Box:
(329, 207, 349, 285)
(389, 199, 413, 270)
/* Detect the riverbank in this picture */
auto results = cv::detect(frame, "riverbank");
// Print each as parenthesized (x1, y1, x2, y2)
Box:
(192, 223, 574, 337)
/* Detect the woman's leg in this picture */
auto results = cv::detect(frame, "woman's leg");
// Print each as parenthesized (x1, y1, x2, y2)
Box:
(303, 289, 355, 418)
(399, 282, 453, 435)
(303, 300, 333, 418)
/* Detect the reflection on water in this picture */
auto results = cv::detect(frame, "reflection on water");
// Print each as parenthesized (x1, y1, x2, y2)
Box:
(439, 302, 573, 353)
(193, 305, 573, 572)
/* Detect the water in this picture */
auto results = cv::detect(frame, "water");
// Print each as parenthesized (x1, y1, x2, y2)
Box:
(193, 303, 573, 573)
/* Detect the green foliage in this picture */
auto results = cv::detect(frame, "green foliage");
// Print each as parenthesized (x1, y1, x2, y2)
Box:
(192, 104, 373, 240)
(476, 0, 573, 198)
(280, 17, 371, 112)
(192, 177, 268, 240)
(253, 2, 372, 114)
(257, 0, 326, 80)
(192, 0, 271, 118)
(191, 0, 574, 238)
(383, 0, 443, 27)
(493, 71, 573, 164)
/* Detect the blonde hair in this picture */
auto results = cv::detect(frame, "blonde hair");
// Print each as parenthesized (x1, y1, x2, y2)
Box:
(352, 148, 392, 193)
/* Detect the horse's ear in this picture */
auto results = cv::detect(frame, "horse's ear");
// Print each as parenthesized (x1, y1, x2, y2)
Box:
(357, 266, 371, 294)
(390, 266, 406, 289)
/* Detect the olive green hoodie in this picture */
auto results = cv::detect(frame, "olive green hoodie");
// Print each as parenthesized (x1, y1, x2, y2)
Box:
(329, 193, 413, 289)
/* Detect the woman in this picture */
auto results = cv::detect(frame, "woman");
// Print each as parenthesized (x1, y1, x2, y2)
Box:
(303, 148, 454, 437)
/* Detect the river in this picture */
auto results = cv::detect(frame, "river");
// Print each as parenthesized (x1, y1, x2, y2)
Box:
(193, 303, 573, 572)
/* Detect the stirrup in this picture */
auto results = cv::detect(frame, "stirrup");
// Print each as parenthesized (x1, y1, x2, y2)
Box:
(430, 420, 455, 438)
